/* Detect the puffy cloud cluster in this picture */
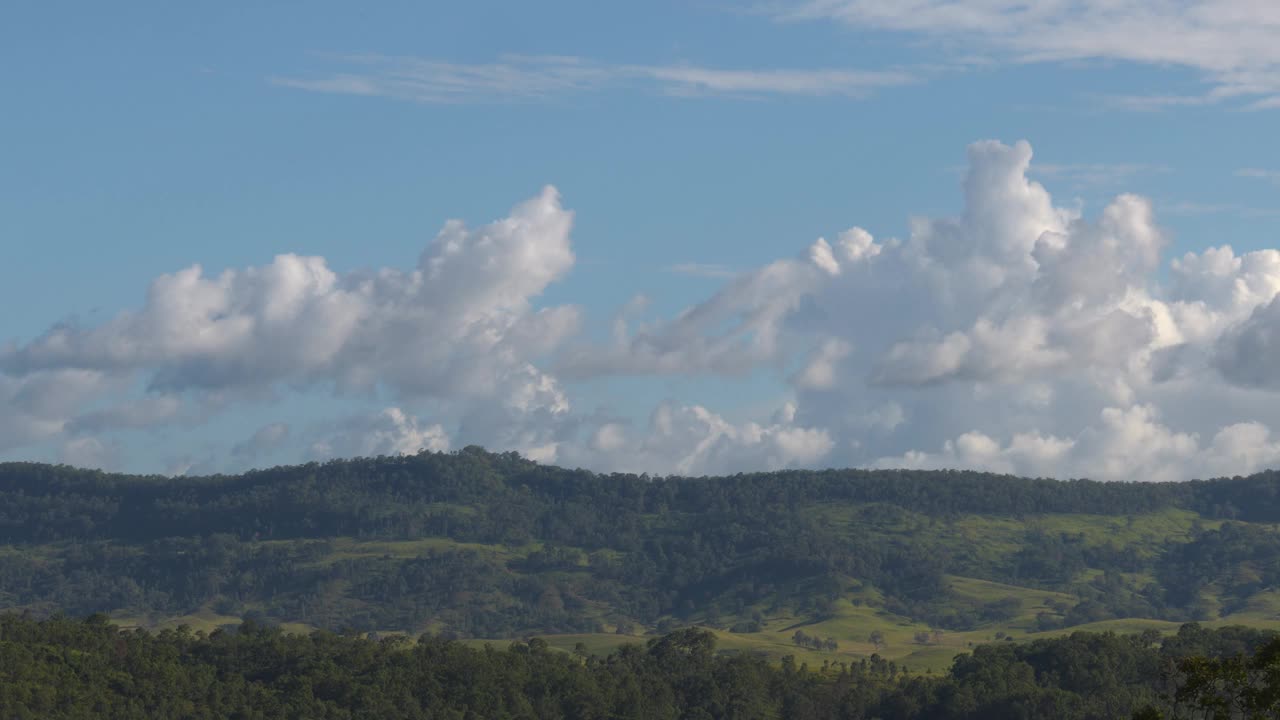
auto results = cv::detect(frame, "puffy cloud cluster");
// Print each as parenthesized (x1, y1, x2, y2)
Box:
(0, 188, 577, 468)
(3, 187, 576, 400)
(563, 139, 1280, 480)
(7, 139, 1280, 481)
(0, 182, 829, 476)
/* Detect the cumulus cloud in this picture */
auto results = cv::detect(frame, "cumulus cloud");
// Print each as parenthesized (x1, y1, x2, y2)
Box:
(59, 435, 123, 471)
(0, 188, 578, 459)
(65, 395, 184, 436)
(561, 400, 834, 476)
(3, 186, 576, 398)
(8, 138, 1280, 482)
(310, 408, 450, 460)
(875, 405, 1280, 483)
(1214, 296, 1280, 389)
(557, 260, 812, 377)
(558, 227, 885, 379)
(557, 138, 1280, 480)
(0, 369, 115, 451)
(232, 422, 291, 462)
(793, 338, 853, 390)
(570, 140, 1177, 390)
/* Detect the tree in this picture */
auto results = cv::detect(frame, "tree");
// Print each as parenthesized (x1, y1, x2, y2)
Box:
(1135, 635, 1280, 719)
(870, 630, 886, 650)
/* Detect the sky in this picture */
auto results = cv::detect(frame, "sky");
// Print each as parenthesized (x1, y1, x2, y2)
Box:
(4, 1, 1280, 481)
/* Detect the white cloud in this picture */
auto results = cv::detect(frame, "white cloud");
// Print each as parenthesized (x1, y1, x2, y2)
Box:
(559, 138, 1280, 480)
(1214, 296, 1280, 389)
(875, 405, 1280, 483)
(232, 422, 291, 462)
(590, 422, 627, 453)
(310, 408, 450, 460)
(9, 137, 1280, 483)
(1237, 168, 1280, 184)
(666, 263, 738, 279)
(780, 0, 1280, 107)
(808, 226, 880, 274)
(643, 65, 915, 98)
(59, 436, 122, 471)
(793, 338, 853, 390)
(1, 188, 578, 461)
(66, 395, 183, 435)
(561, 401, 834, 476)
(1030, 162, 1169, 189)
(559, 255, 824, 378)
(0, 369, 115, 451)
(271, 54, 916, 104)
(271, 55, 611, 103)
(4, 187, 576, 400)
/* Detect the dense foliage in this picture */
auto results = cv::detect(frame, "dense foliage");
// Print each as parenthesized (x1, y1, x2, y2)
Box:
(3, 449, 1280, 637)
(2, 614, 1276, 719)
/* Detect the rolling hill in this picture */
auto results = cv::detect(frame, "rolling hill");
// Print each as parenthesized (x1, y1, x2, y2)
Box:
(5, 448, 1280, 671)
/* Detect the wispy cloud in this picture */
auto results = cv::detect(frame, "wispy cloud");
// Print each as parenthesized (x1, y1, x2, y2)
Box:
(1157, 170, 1280, 218)
(1098, 94, 1221, 112)
(666, 263, 739, 279)
(947, 161, 1167, 189)
(1237, 168, 1280, 184)
(643, 65, 915, 98)
(1159, 200, 1280, 218)
(775, 0, 1280, 109)
(1029, 162, 1169, 189)
(1159, 201, 1239, 216)
(271, 54, 916, 103)
(272, 55, 610, 104)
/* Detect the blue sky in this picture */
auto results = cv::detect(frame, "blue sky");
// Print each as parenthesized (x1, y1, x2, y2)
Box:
(4, 1, 1280, 480)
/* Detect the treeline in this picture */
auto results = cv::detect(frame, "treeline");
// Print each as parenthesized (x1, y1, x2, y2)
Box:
(7, 449, 1279, 546)
(1, 614, 1276, 719)
(3, 449, 1280, 636)
(792, 629, 839, 651)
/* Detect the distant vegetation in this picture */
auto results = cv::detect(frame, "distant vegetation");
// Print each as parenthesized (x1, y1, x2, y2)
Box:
(4, 448, 1280, 671)
(2, 613, 1278, 719)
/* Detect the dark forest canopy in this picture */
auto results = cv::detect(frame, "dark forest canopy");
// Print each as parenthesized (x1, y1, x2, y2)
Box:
(3, 448, 1280, 646)
(4, 447, 1278, 544)
(2, 613, 1278, 720)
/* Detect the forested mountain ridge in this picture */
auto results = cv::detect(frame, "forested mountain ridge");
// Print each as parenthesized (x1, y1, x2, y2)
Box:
(5, 448, 1280, 670)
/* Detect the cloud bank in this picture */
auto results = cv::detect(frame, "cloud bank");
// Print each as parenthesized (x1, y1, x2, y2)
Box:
(5, 140, 1280, 481)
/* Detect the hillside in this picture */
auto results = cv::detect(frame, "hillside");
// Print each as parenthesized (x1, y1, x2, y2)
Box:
(4, 448, 1280, 670)
(6, 613, 1280, 719)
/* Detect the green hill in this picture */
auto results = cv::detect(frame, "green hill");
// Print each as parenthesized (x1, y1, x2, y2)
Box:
(5, 448, 1280, 670)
